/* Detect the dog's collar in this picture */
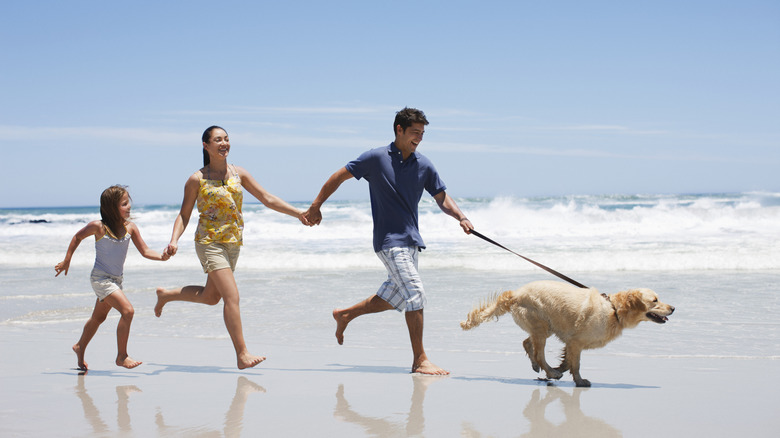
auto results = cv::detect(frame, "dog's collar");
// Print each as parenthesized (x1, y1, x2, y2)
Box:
(602, 293, 619, 323)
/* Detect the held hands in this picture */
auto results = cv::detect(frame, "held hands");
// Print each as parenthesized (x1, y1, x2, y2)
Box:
(302, 205, 322, 226)
(297, 210, 313, 227)
(165, 243, 178, 258)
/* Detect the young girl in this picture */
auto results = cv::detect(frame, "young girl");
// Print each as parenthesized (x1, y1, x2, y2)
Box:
(55, 185, 169, 371)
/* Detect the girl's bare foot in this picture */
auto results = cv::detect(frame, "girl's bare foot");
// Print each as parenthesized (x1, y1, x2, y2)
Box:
(116, 355, 142, 369)
(333, 309, 349, 345)
(237, 353, 266, 370)
(73, 344, 88, 371)
(412, 359, 449, 376)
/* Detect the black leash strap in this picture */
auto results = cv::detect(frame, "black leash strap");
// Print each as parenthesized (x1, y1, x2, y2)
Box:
(470, 229, 589, 289)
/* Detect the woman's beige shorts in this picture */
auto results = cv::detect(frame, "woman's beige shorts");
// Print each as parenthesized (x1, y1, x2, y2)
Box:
(195, 242, 241, 273)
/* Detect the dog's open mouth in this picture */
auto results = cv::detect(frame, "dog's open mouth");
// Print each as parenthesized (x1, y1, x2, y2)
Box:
(647, 312, 669, 324)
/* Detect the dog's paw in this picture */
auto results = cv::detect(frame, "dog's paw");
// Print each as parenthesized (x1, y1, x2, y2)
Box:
(546, 369, 563, 380)
(574, 378, 591, 387)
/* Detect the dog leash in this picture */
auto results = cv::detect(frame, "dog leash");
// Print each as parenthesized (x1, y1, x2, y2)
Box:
(470, 229, 589, 289)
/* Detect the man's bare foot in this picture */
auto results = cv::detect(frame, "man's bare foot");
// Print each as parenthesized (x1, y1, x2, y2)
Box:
(237, 353, 266, 370)
(333, 309, 349, 345)
(154, 287, 168, 317)
(412, 359, 449, 375)
(116, 355, 142, 369)
(73, 344, 88, 371)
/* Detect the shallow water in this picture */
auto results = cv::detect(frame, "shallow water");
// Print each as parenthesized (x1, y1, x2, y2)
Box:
(3, 265, 778, 362)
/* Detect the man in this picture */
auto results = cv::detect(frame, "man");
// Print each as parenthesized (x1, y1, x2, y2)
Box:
(304, 107, 473, 375)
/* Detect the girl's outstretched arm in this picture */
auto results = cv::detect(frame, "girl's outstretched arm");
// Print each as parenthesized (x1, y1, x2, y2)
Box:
(55, 220, 103, 276)
(127, 222, 169, 261)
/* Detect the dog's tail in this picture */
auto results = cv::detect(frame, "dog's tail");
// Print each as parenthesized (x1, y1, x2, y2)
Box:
(460, 290, 515, 330)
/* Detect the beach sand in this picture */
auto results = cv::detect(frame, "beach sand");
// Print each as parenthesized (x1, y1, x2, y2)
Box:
(1, 322, 778, 437)
(2, 264, 779, 437)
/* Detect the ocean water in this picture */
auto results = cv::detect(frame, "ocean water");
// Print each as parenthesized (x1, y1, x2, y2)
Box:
(1, 192, 779, 361)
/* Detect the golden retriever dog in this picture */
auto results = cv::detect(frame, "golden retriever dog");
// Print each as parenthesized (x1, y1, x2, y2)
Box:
(460, 280, 674, 387)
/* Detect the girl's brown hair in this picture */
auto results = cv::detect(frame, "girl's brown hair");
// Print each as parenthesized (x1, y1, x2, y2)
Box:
(100, 185, 129, 238)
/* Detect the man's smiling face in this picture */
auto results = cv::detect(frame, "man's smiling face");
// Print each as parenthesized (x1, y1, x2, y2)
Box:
(394, 122, 425, 160)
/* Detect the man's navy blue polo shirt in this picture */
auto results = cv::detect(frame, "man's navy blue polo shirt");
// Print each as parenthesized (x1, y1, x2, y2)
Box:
(345, 142, 446, 252)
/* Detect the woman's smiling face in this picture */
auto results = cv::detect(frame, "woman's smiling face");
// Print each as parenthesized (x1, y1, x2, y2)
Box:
(203, 128, 230, 160)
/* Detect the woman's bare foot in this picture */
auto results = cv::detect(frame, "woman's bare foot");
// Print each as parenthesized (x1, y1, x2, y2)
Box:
(154, 287, 168, 317)
(412, 359, 449, 375)
(116, 355, 142, 369)
(237, 352, 266, 370)
(73, 344, 88, 371)
(333, 309, 349, 345)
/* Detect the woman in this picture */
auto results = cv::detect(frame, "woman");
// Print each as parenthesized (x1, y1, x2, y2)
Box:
(155, 126, 310, 369)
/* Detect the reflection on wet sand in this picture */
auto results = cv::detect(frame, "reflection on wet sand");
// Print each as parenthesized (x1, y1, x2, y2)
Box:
(520, 386, 620, 437)
(225, 376, 267, 436)
(334, 375, 621, 437)
(74, 368, 621, 436)
(74, 374, 265, 436)
(74, 375, 111, 435)
(334, 374, 444, 436)
(75, 375, 141, 434)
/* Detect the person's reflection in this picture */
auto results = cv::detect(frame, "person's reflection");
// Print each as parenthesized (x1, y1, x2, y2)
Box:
(74, 374, 140, 435)
(116, 384, 142, 433)
(521, 386, 621, 437)
(155, 376, 265, 437)
(224, 376, 266, 437)
(334, 374, 444, 436)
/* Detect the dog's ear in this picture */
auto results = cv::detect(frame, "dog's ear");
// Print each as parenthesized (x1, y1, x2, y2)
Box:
(626, 290, 648, 311)
(615, 290, 648, 321)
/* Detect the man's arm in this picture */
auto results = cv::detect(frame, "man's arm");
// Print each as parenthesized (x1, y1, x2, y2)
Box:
(304, 167, 354, 225)
(434, 191, 473, 234)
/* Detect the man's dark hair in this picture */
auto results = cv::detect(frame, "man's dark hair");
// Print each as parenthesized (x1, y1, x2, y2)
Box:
(393, 107, 429, 135)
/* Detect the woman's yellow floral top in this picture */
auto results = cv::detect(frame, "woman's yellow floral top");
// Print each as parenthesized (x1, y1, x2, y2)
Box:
(195, 165, 243, 245)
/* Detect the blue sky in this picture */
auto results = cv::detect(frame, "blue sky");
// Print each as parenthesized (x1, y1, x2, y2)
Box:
(2, 0, 778, 207)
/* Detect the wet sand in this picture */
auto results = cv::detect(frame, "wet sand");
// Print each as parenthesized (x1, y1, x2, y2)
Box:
(1, 325, 777, 437)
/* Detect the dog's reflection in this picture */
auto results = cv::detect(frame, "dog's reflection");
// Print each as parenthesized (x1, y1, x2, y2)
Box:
(335, 376, 621, 437)
(75, 374, 265, 436)
(520, 386, 621, 437)
(334, 374, 442, 436)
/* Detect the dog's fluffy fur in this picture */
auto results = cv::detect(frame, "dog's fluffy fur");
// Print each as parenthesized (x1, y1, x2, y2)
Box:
(460, 280, 674, 387)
